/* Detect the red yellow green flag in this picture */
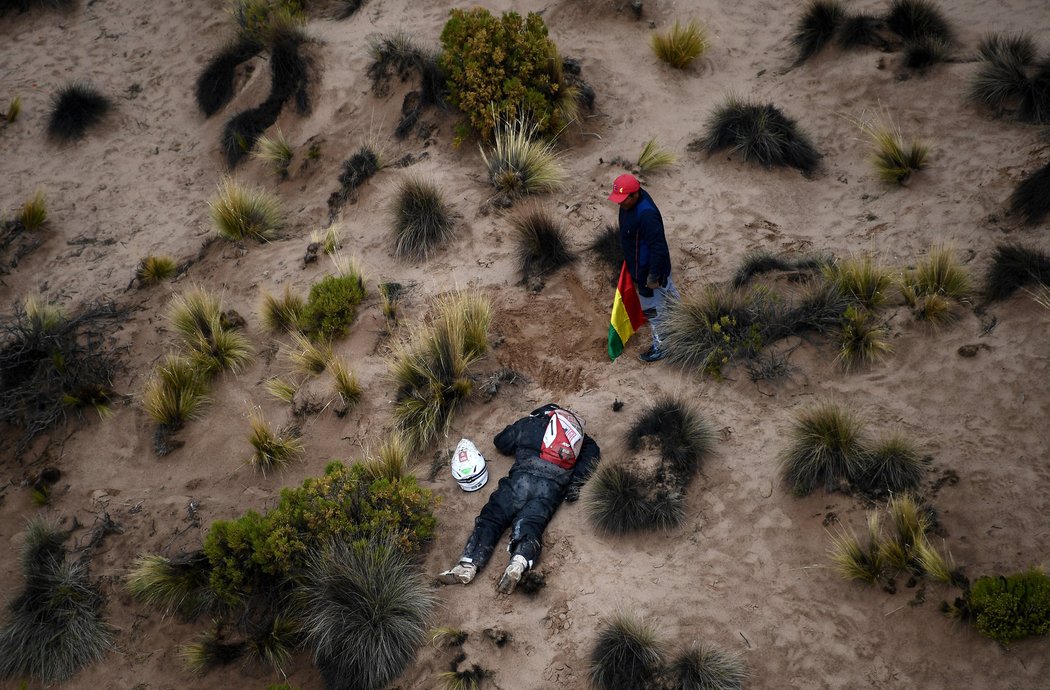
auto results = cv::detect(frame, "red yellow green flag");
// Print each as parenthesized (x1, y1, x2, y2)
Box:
(608, 261, 647, 360)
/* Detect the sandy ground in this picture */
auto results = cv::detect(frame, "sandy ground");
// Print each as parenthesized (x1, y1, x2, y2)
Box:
(1, 0, 1049, 688)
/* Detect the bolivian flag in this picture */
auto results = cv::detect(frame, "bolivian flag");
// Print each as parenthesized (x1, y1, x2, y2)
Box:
(608, 261, 647, 360)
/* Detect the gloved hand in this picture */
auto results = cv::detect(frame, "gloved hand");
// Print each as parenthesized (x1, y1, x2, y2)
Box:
(564, 485, 581, 502)
(646, 274, 667, 289)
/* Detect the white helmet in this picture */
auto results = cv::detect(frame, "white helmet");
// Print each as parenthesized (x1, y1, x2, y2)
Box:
(451, 438, 488, 492)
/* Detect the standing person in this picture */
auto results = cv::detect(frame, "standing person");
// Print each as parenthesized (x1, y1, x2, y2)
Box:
(608, 173, 679, 362)
(437, 404, 600, 595)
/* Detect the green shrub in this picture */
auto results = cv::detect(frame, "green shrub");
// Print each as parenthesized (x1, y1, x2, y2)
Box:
(203, 462, 436, 603)
(439, 8, 569, 140)
(301, 269, 366, 339)
(966, 569, 1050, 642)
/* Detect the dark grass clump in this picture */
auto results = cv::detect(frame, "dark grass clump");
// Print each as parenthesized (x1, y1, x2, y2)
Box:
(47, 82, 111, 142)
(884, 0, 953, 45)
(673, 642, 748, 690)
(195, 37, 263, 117)
(368, 31, 446, 106)
(179, 627, 245, 674)
(983, 243, 1050, 302)
(782, 281, 850, 335)
(837, 13, 884, 49)
(694, 97, 821, 175)
(1009, 161, 1050, 226)
(585, 463, 651, 535)
(301, 539, 433, 690)
(588, 224, 622, 286)
(855, 434, 927, 496)
(0, 0, 76, 14)
(902, 35, 951, 70)
(626, 396, 715, 479)
(978, 33, 1037, 65)
(0, 298, 124, 455)
(780, 401, 868, 496)
(0, 518, 113, 683)
(792, 0, 845, 64)
(970, 34, 1050, 123)
(589, 611, 664, 690)
(836, 305, 891, 371)
(126, 551, 214, 619)
(732, 249, 827, 287)
(327, 146, 381, 217)
(511, 206, 576, 285)
(269, 22, 312, 114)
(220, 96, 283, 168)
(391, 176, 455, 260)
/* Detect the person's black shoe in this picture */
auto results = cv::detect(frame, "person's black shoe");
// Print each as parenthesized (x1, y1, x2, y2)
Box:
(639, 346, 667, 363)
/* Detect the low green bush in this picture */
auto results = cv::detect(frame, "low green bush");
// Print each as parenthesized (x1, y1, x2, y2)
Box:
(203, 462, 435, 603)
(966, 569, 1050, 643)
(439, 8, 568, 140)
(301, 270, 366, 339)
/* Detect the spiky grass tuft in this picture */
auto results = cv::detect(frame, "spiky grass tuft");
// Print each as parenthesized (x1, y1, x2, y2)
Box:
(169, 288, 253, 376)
(264, 376, 298, 403)
(391, 292, 491, 451)
(170, 288, 222, 346)
(626, 396, 715, 479)
(825, 255, 893, 308)
(17, 190, 47, 231)
(481, 117, 567, 198)
(585, 463, 652, 535)
(245, 614, 299, 673)
(379, 282, 403, 324)
(858, 434, 926, 495)
(5, 95, 22, 123)
(984, 243, 1050, 301)
(792, 0, 845, 63)
(125, 552, 212, 618)
(589, 611, 665, 690)
(853, 112, 929, 184)
(912, 244, 970, 299)
(1009, 161, 1050, 226)
(914, 538, 956, 584)
(391, 176, 455, 260)
(732, 249, 799, 287)
(311, 223, 343, 255)
(637, 138, 677, 174)
(781, 401, 868, 495)
(837, 305, 891, 371)
(210, 176, 284, 242)
(902, 35, 951, 70)
(195, 37, 263, 117)
(286, 331, 332, 375)
(512, 206, 576, 284)
(187, 326, 254, 378)
(588, 224, 622, 284)
(253, 128, 294, 177)
(696, 97, 821, 175)
(301, 539, 433, 690)
(179, 627, 245, 675)
(650, 20, 708, 69)
(837, 14, 883, 49)
(363, 433, 413, 481)
(673, 642, 748, 690)
(47, 82, 111, 142)
(827, 513, 884, 583)
(136, 255, 177, 286)
(261, 287, 305, 333)
(885, 0, 953, 44)
(247, 408, 304, 474)
(143, 355, 210, 428)
(880, 493, 928, 572)
(0, 519, 113, 683)
(978, 33, 1036, 65)
(23, 293, 66, 333)
(329, 357, 362, 410)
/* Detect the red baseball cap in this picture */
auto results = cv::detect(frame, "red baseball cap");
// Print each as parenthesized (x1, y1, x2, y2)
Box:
(608, 173, 640, 203)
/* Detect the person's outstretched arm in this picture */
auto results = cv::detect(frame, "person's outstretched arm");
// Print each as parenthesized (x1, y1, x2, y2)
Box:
(564, 435, 601, 502)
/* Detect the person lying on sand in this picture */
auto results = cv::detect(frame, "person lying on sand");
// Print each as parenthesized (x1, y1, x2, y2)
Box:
(437, 404, 601, 594)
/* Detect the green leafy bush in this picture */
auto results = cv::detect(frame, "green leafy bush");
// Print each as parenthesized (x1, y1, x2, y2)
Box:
(439, 8, 569, 140)
(301, 270, 366, 339)
(203, 462, 436, 603)
(965, 569, 1050, 643)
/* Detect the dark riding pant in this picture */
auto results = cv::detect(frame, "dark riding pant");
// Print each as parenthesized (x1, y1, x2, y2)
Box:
(460, 471, 563, 570)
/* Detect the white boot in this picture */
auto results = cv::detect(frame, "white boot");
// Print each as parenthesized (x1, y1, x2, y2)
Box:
(497, 555, 528, 594)
(437, 561, 477, 585)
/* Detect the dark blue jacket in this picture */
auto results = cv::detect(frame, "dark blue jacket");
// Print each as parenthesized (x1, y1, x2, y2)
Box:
(618, 189, 671, 297)
(493, 404, 601, 490)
